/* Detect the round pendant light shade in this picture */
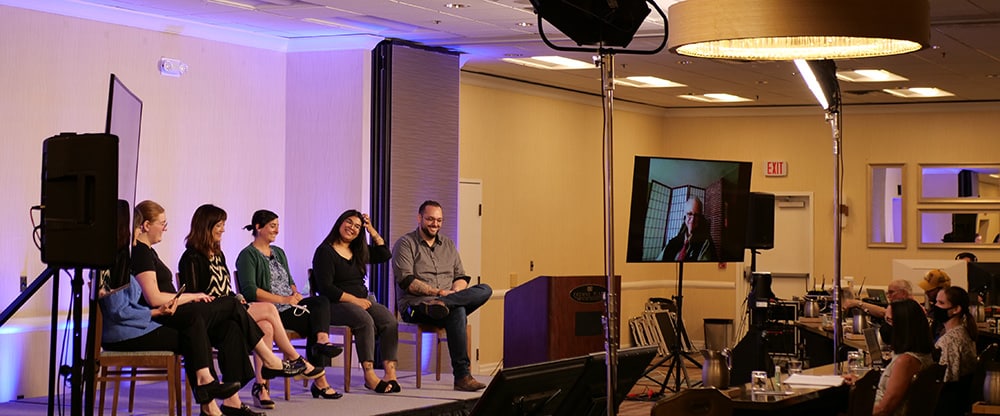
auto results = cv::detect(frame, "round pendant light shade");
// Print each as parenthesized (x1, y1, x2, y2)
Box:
(667, 0, 930, 61)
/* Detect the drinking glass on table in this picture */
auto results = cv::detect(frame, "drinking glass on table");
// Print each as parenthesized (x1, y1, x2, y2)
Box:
(846, 351, 865, 376)
(751, 370, 769, 393)
(788, 359, 804, 375)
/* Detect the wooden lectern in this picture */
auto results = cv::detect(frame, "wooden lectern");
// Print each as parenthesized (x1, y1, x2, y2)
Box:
(503, 275, 621, 367)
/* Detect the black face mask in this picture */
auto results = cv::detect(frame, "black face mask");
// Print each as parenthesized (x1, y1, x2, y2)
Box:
(931, 305, 952, 323)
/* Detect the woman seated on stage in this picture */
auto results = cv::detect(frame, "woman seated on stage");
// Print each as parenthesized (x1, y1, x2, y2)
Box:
(312, 209, 399, 393)
(854, 298, 935, 416)
(99, 276, 243, 416)
(234, 209, 344, 401)
(132, 200, 303, 416)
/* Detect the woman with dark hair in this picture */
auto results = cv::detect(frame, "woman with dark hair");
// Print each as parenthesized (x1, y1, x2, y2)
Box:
(932, 286, 978, 415)
(235, 209, 343, 401)
(870, 298, 936, 416)
(179, 204, 334, 409)
(312, 209, 399, 393)
(131, 200, 302, 416)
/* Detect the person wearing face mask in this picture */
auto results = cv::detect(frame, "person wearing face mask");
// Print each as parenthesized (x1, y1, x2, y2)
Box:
(931, 286, 978, 416)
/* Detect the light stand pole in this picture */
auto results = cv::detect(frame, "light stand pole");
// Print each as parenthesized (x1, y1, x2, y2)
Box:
(599, 50, 620, 416)
(828, 106, 844, 373)
(534, 2, 667, 412)
(795, 59, 843, 372)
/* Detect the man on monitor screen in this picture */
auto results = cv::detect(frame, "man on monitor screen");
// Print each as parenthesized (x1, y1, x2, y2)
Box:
(659, 197, 716, 262)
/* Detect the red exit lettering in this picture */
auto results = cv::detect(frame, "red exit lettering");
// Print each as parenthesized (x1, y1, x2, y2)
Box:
(765, 161, 787, 177)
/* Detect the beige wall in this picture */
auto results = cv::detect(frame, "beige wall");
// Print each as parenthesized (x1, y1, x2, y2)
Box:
(460, 73, 1000, 368)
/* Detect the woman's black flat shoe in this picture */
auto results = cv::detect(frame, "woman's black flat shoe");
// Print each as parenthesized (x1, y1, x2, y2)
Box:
(220, 404, 265, 416)
(310, 382, 343, 399)
(365, 380, 393, 394)
(192, 381, 242, 404)
(311, 343, 343, 359)
(251, 383, 275, 409)
(387, 380, 401, 393)
(260, 360, 304, 379)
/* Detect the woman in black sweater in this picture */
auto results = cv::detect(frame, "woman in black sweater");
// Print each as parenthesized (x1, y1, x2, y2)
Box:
(312, 209, 399, 393)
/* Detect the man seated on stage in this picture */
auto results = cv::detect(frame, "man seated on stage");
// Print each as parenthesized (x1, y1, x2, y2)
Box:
(392, 200, 493, 392)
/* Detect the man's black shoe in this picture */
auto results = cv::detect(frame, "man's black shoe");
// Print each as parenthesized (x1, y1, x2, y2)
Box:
(420, 299, 450, 320)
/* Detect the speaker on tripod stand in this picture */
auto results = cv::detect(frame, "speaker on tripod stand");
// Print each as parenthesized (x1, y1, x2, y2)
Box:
(731, 193, 777, 385)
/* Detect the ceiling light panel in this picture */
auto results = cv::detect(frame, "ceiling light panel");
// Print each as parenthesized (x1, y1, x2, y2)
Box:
(836, 69, 909, 82)
(678, 93, 753, 103)
(882, 87, 955, 98)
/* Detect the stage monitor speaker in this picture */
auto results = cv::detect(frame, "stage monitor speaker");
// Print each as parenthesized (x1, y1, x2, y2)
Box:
(529, 0, 651, 47)
(745, 192, 775, 249)
(41, 133, 118, 268)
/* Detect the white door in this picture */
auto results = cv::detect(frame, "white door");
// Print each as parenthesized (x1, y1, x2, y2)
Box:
(458, 179, 482, 374)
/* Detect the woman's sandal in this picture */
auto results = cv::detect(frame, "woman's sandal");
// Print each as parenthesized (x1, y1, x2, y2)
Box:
(365, 380, 394, 394)
(387, 380, 401, 393)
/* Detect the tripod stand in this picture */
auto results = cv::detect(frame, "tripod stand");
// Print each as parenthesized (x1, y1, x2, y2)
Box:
(643, 262, 703, 393)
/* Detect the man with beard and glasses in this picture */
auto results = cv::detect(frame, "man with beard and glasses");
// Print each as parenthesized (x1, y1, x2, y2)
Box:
(391, 200, 493, 391)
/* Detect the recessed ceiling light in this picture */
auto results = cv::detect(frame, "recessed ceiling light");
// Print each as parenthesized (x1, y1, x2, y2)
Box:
(502, 56, 593, 70)
(882, 87, 955, 98)
(678, 93, 753, 103)
(302, 18, 367, 31)
(614, 76, 686, 88)
(836, 69, 908, 82)
(516, 22, 533, 27)
(445, 3, 470, 8)
(207, 0, 256, 10)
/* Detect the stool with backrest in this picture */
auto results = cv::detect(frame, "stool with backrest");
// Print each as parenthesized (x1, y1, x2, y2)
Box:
(650, 387, 733, 416)
(902, 363, 947, 416)
(393, 292, 472, 388)
(93, 307, 185, 416)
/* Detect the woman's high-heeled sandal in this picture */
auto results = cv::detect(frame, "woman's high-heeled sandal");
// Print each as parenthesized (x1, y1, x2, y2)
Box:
(251, 382, 275, 409)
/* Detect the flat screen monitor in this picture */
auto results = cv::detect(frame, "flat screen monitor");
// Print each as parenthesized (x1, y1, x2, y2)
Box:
(626, 156, 753, 263)
(554, 345, 658, 416)
(105, 73, 142, 211)
(470, 355, 589, 416)
(967, 262, 1000, 306)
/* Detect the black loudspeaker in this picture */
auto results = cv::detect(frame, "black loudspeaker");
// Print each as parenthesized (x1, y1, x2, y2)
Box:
(958, 169, 978, 197)
(41, 133, 118, 268)
(530, 0, 651, 47)
(745, 192, 775, 249)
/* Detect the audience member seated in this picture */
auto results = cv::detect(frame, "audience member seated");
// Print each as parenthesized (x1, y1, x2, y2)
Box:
(846, 298, 935, 416)
(931, 287, 978, 416)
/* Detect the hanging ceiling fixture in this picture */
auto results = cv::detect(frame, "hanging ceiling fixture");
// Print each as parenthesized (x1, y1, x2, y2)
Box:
(666, 0, 930, 61)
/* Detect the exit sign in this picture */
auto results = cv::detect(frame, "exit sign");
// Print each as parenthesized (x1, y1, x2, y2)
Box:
(765, 161, 787, 177)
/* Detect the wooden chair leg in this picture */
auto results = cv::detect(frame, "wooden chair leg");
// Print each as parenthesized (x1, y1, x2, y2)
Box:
(343, 331, 352, 393)
(98, 367, 108, 416)
(111, 369, 121, 416)
(284, 378, 291, 401)
(415, 331, 424, 389)
(436, 331, 443, 381)
(128, 367, 138, 413)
